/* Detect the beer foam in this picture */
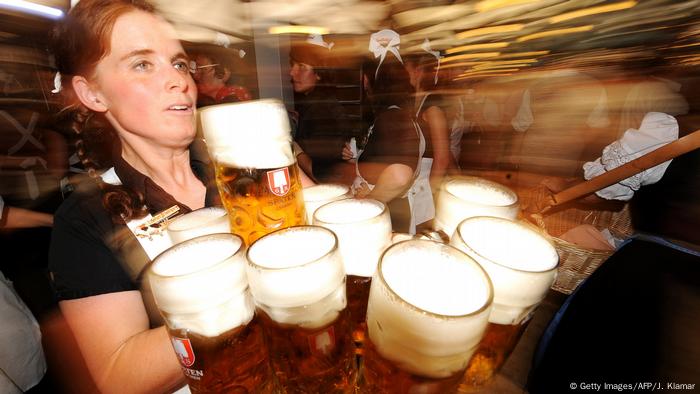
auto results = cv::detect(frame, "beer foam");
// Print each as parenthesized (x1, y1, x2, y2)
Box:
(246, 227, 346, 327)
(366, 240, 492, 378)
(167, 207, 230, 245)
(303, 184, 350, 224)
(200, 99, 295, 169)
(452, 217, 558, 325)
(444, 178, 517, 206)
(314, 199, 391, 277)
(149, 234, 253, 337)
(435, 177, 519, 238)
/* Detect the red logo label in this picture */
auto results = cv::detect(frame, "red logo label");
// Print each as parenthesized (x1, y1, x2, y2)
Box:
(308, 326, 336, 356)
(171, 337, 195, 367)
(266, 167, 291, 196)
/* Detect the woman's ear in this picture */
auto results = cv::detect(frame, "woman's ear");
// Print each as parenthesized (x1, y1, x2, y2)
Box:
(72, 75, 108, 113)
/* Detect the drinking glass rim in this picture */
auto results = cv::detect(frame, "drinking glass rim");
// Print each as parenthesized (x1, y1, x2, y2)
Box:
(302, 183, 350, 203)
(453, 216, 559, 274)
(246, 225, 340, 272)
(150, 232, 245, 279)
(166, 206, 228, 233)
(313, 198, 388, 226)
(443, 176, 519, 209)
(376, 239, 494, 319)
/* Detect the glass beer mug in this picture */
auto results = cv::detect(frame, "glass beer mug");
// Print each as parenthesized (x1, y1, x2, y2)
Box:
(200, 99, 306, 246)
(148, 233, 273, 393)
(451, 216, 558, 388)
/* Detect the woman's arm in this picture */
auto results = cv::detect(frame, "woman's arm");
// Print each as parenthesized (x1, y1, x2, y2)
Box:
(59, 291, 185, 394)
(423, 106, 452, 188)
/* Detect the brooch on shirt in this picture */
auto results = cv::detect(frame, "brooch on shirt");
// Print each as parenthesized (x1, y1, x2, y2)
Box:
(134, 205, 181, 240)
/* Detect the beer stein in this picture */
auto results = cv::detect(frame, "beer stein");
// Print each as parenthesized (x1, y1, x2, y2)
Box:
(360, 240, 493, 394)
(312, 198, 392, 345)
(200, 99, 306, 246)
(434, 176, 519, 239)
(148, 233, 273, 393)
(167, 207, 230, 245)
(247, 226, 357, 393)
(451, 216, 558, 388)
(302, 183, 350, 224)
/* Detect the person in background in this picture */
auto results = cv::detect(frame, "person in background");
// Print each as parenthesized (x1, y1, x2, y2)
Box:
(289, 35, 348, 180)
(341, 30, 421, 232)
(190, 49, 252, 107)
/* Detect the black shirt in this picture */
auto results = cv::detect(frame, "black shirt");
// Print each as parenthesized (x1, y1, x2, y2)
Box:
(49, 151, 218, 302)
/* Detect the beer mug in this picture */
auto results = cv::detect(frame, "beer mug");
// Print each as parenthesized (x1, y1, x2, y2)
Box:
(246, 226, 357, 393)
(360, 240, 493, 394)
(167, 207, 230, 245)
(312, 198, 391, 343)
(148, 233, 273, 393)
(200, 99, 306, 246)
(303, 183, 350, 224)
(451, 216, 558, 388)
(434, 176, 519, 238)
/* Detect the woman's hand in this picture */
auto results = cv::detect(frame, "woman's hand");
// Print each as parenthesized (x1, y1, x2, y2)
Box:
(342, 141, 356, 162)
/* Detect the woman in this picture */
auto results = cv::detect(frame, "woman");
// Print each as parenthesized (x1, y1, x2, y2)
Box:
(404, 54, 456, 188)
(47, 1, 308, 392)
(342, 53, 421, 232)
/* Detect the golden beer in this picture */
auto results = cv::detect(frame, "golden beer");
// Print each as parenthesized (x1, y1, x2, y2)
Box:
(360, 240, 493, 394)
(201, 100, 307, 246)
(247, 226, 357, 393)
(216, 163, 305, 245)
(451, 217, 558, 388)
(149, 234, 273, 393)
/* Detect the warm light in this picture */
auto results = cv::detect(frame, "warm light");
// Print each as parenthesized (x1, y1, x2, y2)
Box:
(442, 52, 501, 63)
(497, 50, 550, 58)
(516, 25, 593, 42)
(445, 42, 509, 55)
(0, 0, 64, 19)
(456, 24, 524, 40)
(549, 1, 637, 24)
(268, 25, 330, 35)
(454, 73, 513, 81)
(458, 68, 520, 76)
(476, 0, 540, 13)
(472, 63, 530, 70)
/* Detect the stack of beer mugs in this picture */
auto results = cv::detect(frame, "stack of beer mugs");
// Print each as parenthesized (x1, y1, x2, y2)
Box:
(200, 100, 307, 246)
(312, 198, 392, 343)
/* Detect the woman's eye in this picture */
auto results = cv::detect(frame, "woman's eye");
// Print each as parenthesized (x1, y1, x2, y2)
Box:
(134, 61, 151, 71)
(174, 61, 189, 73)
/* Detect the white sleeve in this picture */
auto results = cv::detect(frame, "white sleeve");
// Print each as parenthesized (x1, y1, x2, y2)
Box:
(583, 112, 678, 201)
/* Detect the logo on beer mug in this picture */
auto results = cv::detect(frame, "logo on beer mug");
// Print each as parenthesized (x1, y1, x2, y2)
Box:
(308, 326, 336, 356)
(267, 168, 291, 196)
(171, 337, 196, 367)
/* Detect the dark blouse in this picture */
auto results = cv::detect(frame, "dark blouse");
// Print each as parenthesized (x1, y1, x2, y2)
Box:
(49, 151, 218, 302)
(416, 93, 448, 160)
(360, 106, 421, 173)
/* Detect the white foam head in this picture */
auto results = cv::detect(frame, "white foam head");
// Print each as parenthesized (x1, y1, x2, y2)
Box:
(452, 217, 559, 325)
(313, 198, 392, 277)
(367, 240, 493, 378)
(148, 234, 253, 337)
(303, 184, 350, 224)
(167, 207, 230, 245)
(246, 226, 346, 328)
(435, 177, 519, 238)
(200, 99, 295, 169)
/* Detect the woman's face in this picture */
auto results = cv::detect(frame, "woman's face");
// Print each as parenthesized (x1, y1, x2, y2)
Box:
(404, 61, 422, 89)
(87, 11, 197, 149)
(289, 60, 318, 94)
